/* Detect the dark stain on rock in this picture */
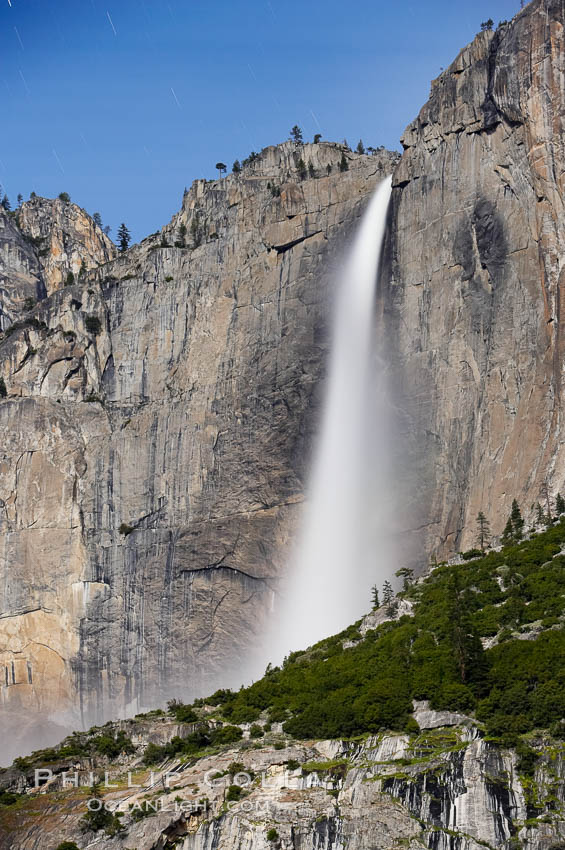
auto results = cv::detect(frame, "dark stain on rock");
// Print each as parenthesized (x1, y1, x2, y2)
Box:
(472, 198, 507, 281)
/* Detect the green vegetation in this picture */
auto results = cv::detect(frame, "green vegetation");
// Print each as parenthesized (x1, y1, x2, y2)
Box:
(58, 192, 71, 203)
(119, 523, 134, 536)
(0, 790, 22, 807)
(167, 699, 198, 723)
(0, 377, 6, 398)
(91, 730, 135, 759)
(266, 828, 279, 841)
(142, 725, 243, 765)
(339, 153, 349, 172)
(194, 520, 565, 745)
(55, 843, 80, 850)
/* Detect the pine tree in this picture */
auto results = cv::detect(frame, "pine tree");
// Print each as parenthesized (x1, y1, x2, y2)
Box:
(476, 511, 490, 552)
(382, 580, 397, 617)
(339, 153, 349, 173)
(17, 194, 23, 207)
(92, 212, 103, 229)
(395, 567, 414, 590)
(215, 162, 227, 178)
(326, 163, 332, 176)
(117, 223, 131, 253)
(540, 483, 552, 525)
(1, 195, 11, 211)
(232, 160, 242, 174)
(356, 139, 365, 154)
(175, 222, 187, 248)
(313, 133, 322, 144)
(556, 493, 565, 515)
(501, 516, 514, 545)
(308, 162, 315, 178)
(290, 125, 303, 143)
(297, 158, 307, 181)
(510, 499, 524, 540)
(371, 585, 379, 609)
(446, 573, 487, 686)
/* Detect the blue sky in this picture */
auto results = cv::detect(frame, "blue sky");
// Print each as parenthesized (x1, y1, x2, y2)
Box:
(2, 0, 523, 243)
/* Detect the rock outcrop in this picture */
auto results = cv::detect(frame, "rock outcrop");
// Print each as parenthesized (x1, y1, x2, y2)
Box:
(1, 711, 564, 850)
(381, 0, 565, 556)
(0, 143, 398, 764)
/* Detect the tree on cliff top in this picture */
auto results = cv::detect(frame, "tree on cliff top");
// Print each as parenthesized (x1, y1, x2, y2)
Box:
(481, 19, 494, 30)
(290, 125, 303, 143)
(117, 222, 131, 252)
(215, 162, 227, 178)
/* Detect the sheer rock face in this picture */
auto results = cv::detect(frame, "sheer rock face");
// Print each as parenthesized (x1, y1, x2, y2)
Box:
(0, 208, 45, 331)
(0, 144, 398, 764)
(381, 0, 565, 557)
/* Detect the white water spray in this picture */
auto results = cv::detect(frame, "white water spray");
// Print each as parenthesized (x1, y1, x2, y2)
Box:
(269, 176, 394, 661)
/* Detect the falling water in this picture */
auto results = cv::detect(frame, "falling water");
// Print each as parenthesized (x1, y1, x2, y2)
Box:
(270, 176, 394, 661)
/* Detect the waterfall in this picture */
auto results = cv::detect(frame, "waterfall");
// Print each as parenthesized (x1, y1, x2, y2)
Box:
(270, 176, 394, 661)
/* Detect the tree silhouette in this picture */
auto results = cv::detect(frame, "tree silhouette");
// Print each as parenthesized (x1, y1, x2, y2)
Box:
(215, 162, 227, 178)
(290, 125, 303, 143)
(476, 511, 490, 552)
(117, 223, 131, 252)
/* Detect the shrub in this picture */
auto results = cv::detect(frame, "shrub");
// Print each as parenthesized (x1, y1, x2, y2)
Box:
(249, 723, 264, 738)
(211, 725, 243, 745)
(58, 192, 71, 203)
(92, 731, 135, 759)
(285, 759, 300, 771)
(461, 548, 483, 560)
(226, 784, 243, 801)
(167, 699, 198, 723)
(84, 315, 102, 335)
(267, 828, 279, 842)
(0, 790, 22, 807)
(119, 523, 134, 536)
(55, 844, 80, 850)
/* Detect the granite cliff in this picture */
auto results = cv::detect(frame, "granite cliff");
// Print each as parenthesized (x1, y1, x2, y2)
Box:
(381, 0, 565, 557)
(0, 144, 397, 764)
